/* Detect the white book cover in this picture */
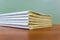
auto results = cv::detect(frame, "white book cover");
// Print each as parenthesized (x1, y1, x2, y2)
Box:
(0, 11, 29, 29)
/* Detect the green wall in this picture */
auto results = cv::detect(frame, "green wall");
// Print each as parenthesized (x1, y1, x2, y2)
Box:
(0, 0, 59, 24)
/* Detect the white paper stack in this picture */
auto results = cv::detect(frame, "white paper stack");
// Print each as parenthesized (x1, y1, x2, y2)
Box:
(0, 10, 52, 29)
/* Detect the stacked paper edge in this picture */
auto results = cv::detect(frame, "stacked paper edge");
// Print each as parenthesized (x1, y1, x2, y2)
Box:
(0, 10, 52, 29)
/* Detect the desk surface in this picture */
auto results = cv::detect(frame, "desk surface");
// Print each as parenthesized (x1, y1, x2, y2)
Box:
(0, 24, 60, 40)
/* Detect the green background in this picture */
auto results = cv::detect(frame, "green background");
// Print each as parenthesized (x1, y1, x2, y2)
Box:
(0, 0, 59, 24)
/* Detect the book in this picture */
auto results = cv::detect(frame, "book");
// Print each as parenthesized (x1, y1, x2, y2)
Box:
(0, 10, 52, 29)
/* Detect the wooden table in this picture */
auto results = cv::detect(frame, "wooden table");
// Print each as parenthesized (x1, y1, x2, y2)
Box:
(0, 24, 60, 40)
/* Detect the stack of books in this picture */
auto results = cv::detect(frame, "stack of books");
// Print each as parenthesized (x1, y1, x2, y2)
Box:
(0, 10, 52, 29)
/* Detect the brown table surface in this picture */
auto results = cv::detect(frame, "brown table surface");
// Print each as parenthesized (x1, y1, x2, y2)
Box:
(0, 24, 60, 40)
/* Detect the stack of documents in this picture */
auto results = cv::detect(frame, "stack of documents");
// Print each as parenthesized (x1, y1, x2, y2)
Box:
(0, 10, 52, 29)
